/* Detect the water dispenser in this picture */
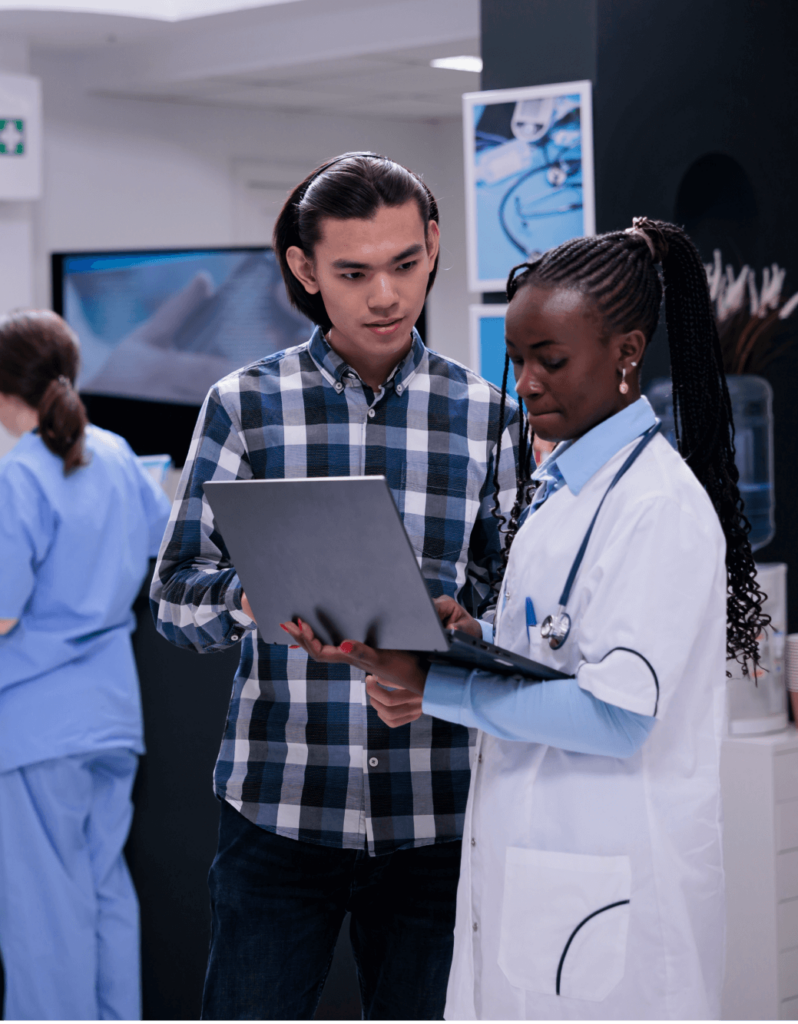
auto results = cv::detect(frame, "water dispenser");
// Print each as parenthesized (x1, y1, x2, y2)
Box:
(647, 375, 775, 551)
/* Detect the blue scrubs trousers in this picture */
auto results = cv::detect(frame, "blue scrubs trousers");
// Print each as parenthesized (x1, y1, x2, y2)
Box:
(0, 748, 140, 1020)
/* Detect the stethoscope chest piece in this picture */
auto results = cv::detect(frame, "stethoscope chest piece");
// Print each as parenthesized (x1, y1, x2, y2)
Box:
(540, 607, 571, 650)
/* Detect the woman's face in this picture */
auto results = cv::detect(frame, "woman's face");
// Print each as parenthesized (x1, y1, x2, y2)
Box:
(504, 283, 645, 442)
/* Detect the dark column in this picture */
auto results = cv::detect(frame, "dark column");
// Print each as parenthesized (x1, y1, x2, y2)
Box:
(126, 572, 360, 1020)
(481, 0, 798, 624)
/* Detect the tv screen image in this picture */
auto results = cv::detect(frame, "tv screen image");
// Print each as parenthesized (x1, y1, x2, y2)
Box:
(54, 247, 313, 407)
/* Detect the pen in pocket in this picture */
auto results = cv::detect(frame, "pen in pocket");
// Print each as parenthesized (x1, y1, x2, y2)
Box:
(526, 596, 537, 641)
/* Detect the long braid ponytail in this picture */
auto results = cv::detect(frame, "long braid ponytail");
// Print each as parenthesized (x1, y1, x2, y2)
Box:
(655, 222, 765, 669)
(502, 218, 768, 671)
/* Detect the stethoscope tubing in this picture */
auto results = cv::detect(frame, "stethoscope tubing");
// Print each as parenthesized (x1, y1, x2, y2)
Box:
(558, 422, 661, 608)
(541, 421, 661, 649)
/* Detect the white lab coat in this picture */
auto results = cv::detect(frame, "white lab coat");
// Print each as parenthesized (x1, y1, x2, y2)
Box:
(444, 433, 728, 1020)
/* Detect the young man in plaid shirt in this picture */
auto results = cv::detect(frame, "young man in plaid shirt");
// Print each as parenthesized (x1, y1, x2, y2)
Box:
(151, 152, 519, 1020)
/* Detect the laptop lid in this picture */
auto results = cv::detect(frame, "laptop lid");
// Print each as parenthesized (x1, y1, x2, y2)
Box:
(204, 476, 450, 651)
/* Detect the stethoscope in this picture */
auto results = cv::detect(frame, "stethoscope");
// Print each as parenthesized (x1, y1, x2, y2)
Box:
(540, 421, 661, 649)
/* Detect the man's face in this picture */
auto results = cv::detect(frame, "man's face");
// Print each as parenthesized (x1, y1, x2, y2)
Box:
(289, 200, 439, 360)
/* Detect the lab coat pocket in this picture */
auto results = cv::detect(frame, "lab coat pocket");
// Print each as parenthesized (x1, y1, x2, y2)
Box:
(498, 847, 631, 1002)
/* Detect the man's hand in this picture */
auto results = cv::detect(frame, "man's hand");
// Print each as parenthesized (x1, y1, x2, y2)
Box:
(433, 595, 481, 638)
(533, 435, 557, 465)
(241, 592, 256, 623)
(365, 676, 424, 728)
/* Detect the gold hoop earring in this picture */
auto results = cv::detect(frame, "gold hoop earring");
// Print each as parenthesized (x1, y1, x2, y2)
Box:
(619, 367, 629, 395)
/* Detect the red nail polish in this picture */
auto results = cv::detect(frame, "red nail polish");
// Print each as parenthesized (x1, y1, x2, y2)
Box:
(340, 641, 354, 654)
(280, 624, 291, 632)
(297, 618, 304, 628)
(289, 645, 300, 649)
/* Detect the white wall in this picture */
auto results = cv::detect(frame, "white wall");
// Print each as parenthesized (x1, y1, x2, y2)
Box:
(423, 115, 479, 368)
(27, 52, 475, 367)
(0, 36, 32, 459)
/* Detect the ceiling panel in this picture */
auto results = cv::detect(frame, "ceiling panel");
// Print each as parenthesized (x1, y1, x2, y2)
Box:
(152, 37, 482, 118)
(26, 0, 481, 120)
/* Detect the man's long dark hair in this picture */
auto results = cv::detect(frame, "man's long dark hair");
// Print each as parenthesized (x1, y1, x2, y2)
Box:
(273, 152, 439, 331)
(492, 218, 768, 671)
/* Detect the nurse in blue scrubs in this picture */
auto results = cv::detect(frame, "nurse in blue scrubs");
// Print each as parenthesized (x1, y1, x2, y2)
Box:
(0, 311, 171, 1020)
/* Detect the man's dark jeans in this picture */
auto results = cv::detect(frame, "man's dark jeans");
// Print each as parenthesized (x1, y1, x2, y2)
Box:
(201, 800, 462, 1020)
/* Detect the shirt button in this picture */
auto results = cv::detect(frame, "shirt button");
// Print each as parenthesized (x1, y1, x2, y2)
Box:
(334, 382, 344, 393)
(230, 634, 240, 642)
(368, 757, 379, 767)
(367, 408, 376, 418)
(472, 922, 479, 932)
(396, 384, 403, 394)
(471, 837, 476, 846)
(477, 754, 483, 764)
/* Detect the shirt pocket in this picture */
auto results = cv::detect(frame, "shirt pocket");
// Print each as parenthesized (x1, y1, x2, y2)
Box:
(498, 847, 631, 1002)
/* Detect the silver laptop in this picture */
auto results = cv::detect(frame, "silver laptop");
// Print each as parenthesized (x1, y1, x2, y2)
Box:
(203, 476, 568, 681)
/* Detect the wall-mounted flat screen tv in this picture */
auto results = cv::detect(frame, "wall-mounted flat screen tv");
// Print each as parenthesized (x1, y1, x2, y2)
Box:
(52, 246, 313, 407)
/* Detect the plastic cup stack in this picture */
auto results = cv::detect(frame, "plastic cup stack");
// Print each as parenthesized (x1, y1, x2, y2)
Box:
(788, 635, 798, 694)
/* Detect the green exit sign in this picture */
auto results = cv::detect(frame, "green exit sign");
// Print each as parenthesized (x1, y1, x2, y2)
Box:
(0, 119, 25, 155)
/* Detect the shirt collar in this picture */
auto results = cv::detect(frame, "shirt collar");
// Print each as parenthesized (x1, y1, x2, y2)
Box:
(307, 325, 426, 391)
(532, 396, 658, 496)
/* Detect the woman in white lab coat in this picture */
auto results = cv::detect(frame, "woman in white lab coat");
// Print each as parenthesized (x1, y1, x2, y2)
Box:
(283, 218, 769, 1019)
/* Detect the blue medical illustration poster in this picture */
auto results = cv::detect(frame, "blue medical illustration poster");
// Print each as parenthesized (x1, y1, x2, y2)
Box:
(464, 81, 595, 292)
(469, 305, 516, 400)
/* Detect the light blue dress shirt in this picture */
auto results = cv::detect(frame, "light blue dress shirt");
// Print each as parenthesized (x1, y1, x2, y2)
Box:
(0, 426, 171, 772)
(424, 398, 658, 757)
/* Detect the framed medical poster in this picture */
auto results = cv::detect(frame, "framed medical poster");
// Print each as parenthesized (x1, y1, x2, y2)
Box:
(464, 80, 595, 293)
(469, 304, 516, 400)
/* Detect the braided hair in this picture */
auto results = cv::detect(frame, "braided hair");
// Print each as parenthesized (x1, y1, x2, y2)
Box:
(491, 217, 768, 671)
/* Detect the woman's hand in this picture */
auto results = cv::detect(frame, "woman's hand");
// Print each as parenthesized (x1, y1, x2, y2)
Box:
(279, 618, 429, 694)
(279, 596, 481, 727)
(433, 595, 481, 638)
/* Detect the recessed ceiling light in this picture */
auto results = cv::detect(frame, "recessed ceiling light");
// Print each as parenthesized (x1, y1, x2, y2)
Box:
(430, 56, 483, 73)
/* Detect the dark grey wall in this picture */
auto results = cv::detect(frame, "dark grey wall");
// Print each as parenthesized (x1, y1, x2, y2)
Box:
(481, 0, 798, 626)
(127, 572, 361, 1020)
(481, 0, 596, 89)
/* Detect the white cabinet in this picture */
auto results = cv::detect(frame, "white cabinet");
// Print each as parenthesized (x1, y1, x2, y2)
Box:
(721, 727, 798, 1019)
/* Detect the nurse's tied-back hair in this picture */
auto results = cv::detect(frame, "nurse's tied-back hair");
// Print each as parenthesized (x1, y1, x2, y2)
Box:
(493, 217, 768, 672)
(0, 310, 88, 474)
(273, 152, 439, 331)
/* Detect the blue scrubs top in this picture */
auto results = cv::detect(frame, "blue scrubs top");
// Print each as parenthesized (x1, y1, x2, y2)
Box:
(0, 426, 171, 773)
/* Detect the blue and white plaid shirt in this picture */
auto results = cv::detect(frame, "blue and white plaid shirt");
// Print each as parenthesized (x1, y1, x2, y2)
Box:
(151, 327, 520, 855)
